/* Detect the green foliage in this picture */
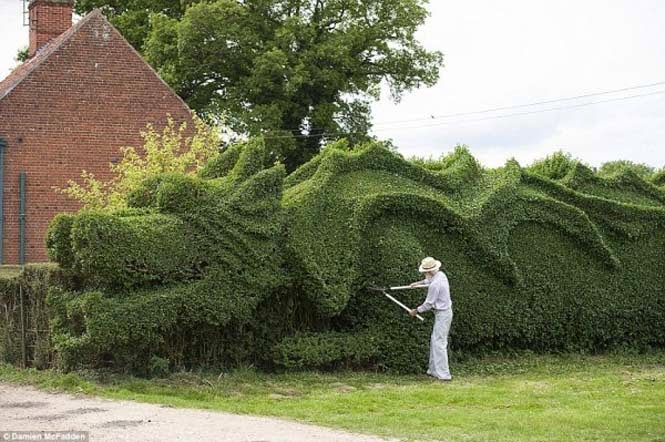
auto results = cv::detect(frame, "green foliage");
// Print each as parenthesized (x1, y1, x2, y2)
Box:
(148, 355, 171, 378)
(598, 160, 655, 179)
(46, 140, 286, 371)
(74, 0, 191, 49)
(42, 140, 665, 375)
(277, 143, 665, 371)
(0, 264, 66, 369)
(45, 215, 76, 269)
(526, 151, 578, 180)
(273, 331, 380, 369)
(55, 117, 221, 211)
(68, 210, 205, 288)
(651, 168, 665, 188)
(410, 144, 479, 171)
(78, 0, 443, 171)
(14, 47, 29, 63)
(557, 162, 665, 207)
(198, 143, 243, 179)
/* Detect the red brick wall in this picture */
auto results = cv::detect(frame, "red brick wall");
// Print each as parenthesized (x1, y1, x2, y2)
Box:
(0, 12, 192, 263)
(29, 0, 74, 57)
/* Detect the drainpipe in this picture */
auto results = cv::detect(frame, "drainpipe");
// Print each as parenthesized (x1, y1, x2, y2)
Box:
(0, 137, 5, 264)
(19, 171, 26, 265)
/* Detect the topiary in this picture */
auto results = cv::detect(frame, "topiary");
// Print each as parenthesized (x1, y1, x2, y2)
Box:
(45, 139, 665, 374)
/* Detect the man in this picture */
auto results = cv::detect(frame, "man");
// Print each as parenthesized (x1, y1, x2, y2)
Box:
(409, 256, 453, 381)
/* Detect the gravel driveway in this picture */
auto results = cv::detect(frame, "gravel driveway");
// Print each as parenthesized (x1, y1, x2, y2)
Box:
(0, 382, 396, 442)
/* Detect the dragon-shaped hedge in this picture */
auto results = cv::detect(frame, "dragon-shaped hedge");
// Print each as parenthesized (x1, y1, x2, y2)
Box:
(46, 139, 665, 373)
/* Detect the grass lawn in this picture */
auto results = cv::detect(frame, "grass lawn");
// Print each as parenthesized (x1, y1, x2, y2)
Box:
(1, 352, 664, 442)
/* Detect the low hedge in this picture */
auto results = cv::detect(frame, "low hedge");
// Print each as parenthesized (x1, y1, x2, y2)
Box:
(43, 140, 665, 374)
(273, 331, 380, 370)
(0, 264, 66, 369)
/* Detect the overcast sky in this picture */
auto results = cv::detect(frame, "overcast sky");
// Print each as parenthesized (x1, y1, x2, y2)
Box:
(1, 0, 664, 168)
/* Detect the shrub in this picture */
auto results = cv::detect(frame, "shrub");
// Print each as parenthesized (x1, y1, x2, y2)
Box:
(598, 160, 655, 179)
(44, 140, 665, 374)
(273, 332, 380, 370)
(0, 264, 67, 369)
(652, 168, 665, 188)
(276, 143, 665, 371)
(56, 116, 222, 211)
(46, 140, 286, 371)
(527, 151, 577, 180)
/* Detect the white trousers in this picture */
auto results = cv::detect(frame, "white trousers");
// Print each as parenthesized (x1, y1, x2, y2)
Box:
(427, 308, 453, 380)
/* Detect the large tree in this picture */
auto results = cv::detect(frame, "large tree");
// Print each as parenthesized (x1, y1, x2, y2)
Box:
(77, 0, 443, 170)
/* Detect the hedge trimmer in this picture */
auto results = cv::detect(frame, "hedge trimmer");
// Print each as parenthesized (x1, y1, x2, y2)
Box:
(368, 286, 427, 322)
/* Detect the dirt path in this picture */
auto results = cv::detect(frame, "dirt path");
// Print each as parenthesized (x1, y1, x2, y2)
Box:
(0, 382, 396, 442)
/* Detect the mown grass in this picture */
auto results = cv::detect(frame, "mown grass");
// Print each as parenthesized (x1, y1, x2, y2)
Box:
(1, 352, 664, 442)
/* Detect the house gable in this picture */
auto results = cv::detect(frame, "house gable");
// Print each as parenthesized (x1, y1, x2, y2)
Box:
(0, 9, 193, 263)
(0, 10, 191, 117)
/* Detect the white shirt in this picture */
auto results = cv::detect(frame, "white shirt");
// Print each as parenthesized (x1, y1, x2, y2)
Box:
(416, 271, 452, 313)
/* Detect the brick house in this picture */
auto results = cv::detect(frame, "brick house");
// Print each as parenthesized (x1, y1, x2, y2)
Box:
(0, 0, 193, 264)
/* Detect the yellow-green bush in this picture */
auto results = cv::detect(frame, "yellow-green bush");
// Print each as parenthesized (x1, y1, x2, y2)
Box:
(44, 139, 665, 374)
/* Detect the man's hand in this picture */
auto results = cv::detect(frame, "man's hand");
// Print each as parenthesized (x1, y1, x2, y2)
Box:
(409, 309, 418, 318)
(409, 282, 420, 288)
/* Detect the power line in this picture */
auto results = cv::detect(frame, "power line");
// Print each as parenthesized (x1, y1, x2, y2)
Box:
(374, 88, 665, 132)
(371, 79, 665, 127)
(262, 79, 665, 136)
(261, 87, 665, 140)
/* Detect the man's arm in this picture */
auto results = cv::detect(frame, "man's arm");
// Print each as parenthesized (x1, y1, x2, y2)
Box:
(410, 279, 429, 287)
(416, 284, 438, 313)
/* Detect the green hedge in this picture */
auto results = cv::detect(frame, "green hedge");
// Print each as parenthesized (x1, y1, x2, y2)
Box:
(273, 331, 380, 370)
(277, 143, 665, 371)
(651, 168, 665, 188)
(44, 139, 665, 374)
(46, 140, 287, 373)
(0, 264, 65, 369)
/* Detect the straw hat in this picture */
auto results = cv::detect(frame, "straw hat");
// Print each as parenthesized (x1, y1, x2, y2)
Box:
(418, 256, 441, 273)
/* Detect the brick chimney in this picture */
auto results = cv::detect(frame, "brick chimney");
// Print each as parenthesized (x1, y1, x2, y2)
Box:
(28, 0, 74, 57)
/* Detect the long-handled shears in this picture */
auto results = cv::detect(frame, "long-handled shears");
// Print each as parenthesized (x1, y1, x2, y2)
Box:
(368, 285, 427, 322)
